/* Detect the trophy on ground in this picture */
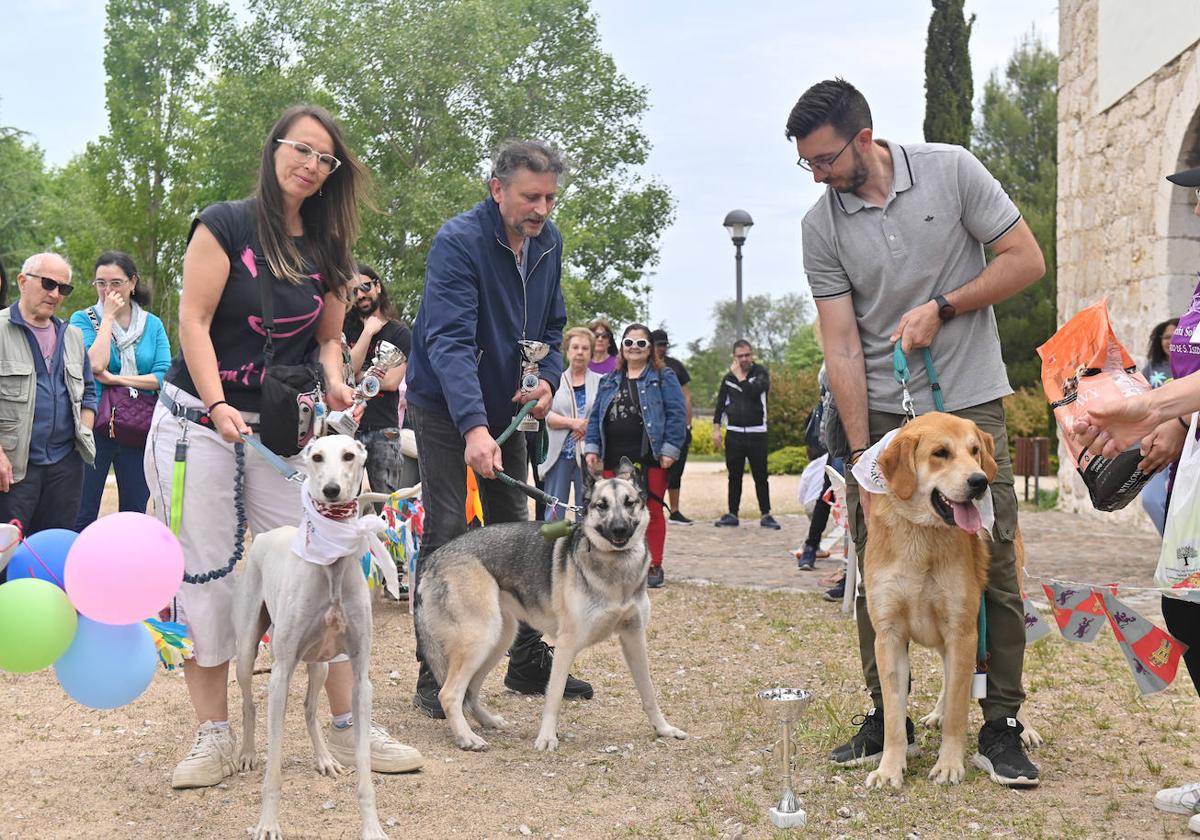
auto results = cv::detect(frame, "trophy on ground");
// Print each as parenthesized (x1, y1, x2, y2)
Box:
(756, 687, 812, 830)
(327, 340, 406, 437)
(516, 340, 549, 432)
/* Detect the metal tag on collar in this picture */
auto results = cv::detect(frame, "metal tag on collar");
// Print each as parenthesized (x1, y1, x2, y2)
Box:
(241, 435, 304, 482)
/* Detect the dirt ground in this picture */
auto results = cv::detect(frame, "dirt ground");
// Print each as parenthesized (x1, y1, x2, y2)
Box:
(0, 464, 1194, 839)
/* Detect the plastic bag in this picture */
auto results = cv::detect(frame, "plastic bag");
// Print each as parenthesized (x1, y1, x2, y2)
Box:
(1156, 412, 1200, 600)
(798, 453, 829, 514)
(1037, 299, 1152, 512)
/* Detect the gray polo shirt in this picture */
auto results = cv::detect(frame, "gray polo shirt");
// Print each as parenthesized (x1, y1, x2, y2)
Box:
(802, 140, 1020, 414)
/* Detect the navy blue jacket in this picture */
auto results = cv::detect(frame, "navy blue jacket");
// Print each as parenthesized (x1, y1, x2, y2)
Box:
(406, 197, 567, 436)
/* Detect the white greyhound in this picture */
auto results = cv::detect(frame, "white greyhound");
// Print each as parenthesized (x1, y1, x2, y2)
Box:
(232, 434, 416, 840)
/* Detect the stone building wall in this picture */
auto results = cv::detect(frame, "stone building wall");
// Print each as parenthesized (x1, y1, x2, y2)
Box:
(1057, 0, 1200, 525)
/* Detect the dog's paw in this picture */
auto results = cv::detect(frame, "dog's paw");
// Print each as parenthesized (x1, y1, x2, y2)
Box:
(865, 764, 905, 790)
(455, 732, 490, 751)
(479, 714, 508, 731)
(237, 751, 257, 772)
(1020, 724, 1043, 750)
(534, 733, 559, 752)
(919, 709, 943, 730)
(656, 724, 687, 741)
(254, 818, 284, 840)
(315, 752, 347, 777)
(928, 759, 966, 785)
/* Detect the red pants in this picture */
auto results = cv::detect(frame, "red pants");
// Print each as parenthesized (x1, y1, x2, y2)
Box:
(603, 466, 667, 568)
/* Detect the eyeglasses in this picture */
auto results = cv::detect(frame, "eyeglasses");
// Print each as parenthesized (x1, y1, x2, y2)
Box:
(623, 338, 650, 349)
(93, 278, 129, 290)
(797, 135, 856, 173)
(355, 279, 379, 294)
(593, 330, 611, 338)
(275, 139, 342, 174)
(27, 274, 73, 296)
(735, 352, 753, 360)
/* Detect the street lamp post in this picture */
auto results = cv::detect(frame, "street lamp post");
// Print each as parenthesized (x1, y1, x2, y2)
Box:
(723, 209, 754, 341)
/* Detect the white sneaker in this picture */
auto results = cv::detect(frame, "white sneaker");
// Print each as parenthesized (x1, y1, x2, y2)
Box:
(1189, 812, 1200, 834)
(327, 720, 423, 773)
(171, 722, 236, 789)
(1155, 781, 1200, 815)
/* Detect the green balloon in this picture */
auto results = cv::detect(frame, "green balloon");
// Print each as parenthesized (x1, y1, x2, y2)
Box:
(0, 578, 79, 673)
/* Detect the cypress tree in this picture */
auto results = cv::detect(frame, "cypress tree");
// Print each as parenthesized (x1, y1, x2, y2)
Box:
(924, 0, 975, 148)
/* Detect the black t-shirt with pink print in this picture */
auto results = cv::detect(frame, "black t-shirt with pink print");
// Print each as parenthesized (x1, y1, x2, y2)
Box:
(165, 199, 328, 412)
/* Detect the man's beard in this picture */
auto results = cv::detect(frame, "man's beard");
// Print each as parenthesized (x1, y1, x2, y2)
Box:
(834, 146, 870, 195)
(356, 296, 380, 316)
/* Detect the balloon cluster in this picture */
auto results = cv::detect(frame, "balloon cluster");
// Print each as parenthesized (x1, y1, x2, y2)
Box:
(0, 513, 184, 709)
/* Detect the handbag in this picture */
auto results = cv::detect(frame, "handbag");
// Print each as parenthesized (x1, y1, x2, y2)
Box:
(1156, 412, 1200, 595)
(820, 389, 850, 460)
(256, 273, 324, 458)
(84, 308, 156, 448)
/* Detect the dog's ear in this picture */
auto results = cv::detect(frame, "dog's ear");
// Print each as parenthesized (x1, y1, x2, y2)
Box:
(877, 433, 918, 500)
(615, 456, 638, 484)
(977, 429, 998, 482)
(354, 439, 368, 461)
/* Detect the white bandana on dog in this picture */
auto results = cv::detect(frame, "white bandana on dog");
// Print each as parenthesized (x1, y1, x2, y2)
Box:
(292, 479, 401, 598)
(851, 430, 995, 534)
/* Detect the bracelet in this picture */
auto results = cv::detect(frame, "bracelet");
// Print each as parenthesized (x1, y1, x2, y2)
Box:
(207, 399, 230, 414)
(1180, 417, 1190, 431)
(849, 447, 868, 465)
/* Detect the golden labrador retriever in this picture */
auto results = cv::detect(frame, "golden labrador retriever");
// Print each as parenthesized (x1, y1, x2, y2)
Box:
(864, 412, 995, 790)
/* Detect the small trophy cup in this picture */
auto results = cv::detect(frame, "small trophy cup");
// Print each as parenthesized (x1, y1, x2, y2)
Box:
(327, 340, 407, 436)
(757, 687, 812, 830)
(516, 340, 549, 432)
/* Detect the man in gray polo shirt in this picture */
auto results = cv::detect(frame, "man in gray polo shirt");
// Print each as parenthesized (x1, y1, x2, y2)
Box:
(787, 79, 1046, 787)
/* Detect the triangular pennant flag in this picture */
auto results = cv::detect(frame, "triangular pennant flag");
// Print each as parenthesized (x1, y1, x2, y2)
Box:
(1042, 582, 1106, 642)
(1097, 589, 1188, 694)
(1022, 596, 1053, 643)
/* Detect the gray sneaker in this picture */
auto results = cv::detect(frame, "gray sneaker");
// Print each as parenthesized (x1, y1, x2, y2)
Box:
(171, 722, 236, 789)
(714, 513, 739, 527)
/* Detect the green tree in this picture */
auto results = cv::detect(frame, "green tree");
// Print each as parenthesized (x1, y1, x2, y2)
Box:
(973, 33, 1057, 389)
(924, 0, 975, 148)
(0, 125, 51, 271)
(782, 323, 823, 372)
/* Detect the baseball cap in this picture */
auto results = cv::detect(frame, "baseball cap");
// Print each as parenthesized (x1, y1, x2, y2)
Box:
(1167, 165, 1200, 186)
(650, 329, 669, 346)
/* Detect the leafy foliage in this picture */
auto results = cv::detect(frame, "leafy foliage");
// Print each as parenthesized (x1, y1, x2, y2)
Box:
(924, 0, 975, 148)
(766, 367, 820, 452)
(973, 34, 1058, 389)
(766, 446, 809, 475)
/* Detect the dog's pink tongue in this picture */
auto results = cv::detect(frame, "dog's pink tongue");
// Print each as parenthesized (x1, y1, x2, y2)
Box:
(951, 501, 981, 534)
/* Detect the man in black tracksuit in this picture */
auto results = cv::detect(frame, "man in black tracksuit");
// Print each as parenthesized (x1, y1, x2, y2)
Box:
(711, 340, 780, 529)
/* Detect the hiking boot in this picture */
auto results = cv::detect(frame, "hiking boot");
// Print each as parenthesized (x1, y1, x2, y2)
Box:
(647, 565, 665, 588)
(829, 707, 917, 768)
(412, 662, 446, 719)
(972, 717, 1040, 787)
(714, 513, 739, 527)
(796, 544, 816, 570)
(760, 514, 781, 530)
(327, 719, 423, 773)
(171, 722, 236, 789)
(668, 511, 694, 525)
(505, 639, 594, 699)
(823, 575, 846, 601)
(1154, 781, 1200, 815)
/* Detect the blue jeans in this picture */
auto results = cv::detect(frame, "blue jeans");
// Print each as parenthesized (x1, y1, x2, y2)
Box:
(74, 433, 149, 530)
(542, 453, 583, 521)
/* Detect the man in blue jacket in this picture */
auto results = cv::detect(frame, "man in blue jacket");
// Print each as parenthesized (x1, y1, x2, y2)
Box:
(406, 140, 593, 716)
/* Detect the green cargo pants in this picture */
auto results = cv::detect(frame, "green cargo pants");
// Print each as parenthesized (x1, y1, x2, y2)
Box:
(844, 398, 1026, 721)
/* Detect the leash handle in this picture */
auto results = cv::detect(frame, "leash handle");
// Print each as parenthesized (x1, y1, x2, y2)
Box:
(892, 344, 945, 416)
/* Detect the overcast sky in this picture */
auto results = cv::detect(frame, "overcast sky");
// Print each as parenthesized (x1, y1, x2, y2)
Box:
(0, 0, 1059, 351)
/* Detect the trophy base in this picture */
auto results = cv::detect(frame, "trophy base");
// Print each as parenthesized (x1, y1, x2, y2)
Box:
(517, 414, 540, 432)
(326, 413, 360, 437)
(768, 806, 807, 829)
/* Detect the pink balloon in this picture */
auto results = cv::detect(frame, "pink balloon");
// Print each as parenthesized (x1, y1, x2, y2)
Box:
(65, 513, 184, 625)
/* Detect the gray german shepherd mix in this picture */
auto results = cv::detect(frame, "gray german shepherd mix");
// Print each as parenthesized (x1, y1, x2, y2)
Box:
(414, 458, 688, 751)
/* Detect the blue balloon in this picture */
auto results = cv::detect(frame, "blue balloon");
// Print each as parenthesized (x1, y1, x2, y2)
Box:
(6, 529, 77, 590)
(54, 616, 157, 709)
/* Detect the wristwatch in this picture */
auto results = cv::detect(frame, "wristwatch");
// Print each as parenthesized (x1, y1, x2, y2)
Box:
(934, 294, 956, 322)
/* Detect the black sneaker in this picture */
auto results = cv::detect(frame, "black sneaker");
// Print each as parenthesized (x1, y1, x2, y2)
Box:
(411, 663, 446, 719)
(829, 707, 918, 767)
(760, 514, 781, 530)
(796, 545, 816, 570)
(714, 513, 739, 527)
(647, 565, 665, 588)
(972, 717, 1040, 787)
(823, 574, 846, 601)
(504, 640, 595, 699)
(668, 511, 694, 526)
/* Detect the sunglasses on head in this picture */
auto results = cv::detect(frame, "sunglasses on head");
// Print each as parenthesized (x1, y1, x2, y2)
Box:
(27, 274, 73, 296)
(623, 338, 650, 349)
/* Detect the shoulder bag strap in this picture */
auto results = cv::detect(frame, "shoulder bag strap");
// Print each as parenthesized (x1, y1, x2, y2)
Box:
(258, 270, 276, 367)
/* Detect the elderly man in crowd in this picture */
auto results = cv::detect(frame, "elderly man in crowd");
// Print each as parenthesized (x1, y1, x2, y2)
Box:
(0, 253, 96, 560)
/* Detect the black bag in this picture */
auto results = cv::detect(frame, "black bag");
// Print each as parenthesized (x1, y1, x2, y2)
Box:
(256, 276, 324, 458)
(820, 389, 850, 460)
(804, 396, 826, 457)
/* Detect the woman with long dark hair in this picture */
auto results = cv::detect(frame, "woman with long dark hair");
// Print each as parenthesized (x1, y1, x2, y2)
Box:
(144, 105, 421, 790)
(584, 323, 686, 587)
(69, 251, 170, 528)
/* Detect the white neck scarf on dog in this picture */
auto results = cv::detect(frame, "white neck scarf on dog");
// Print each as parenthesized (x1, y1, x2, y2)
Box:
(851, 429, 995, 533)
(291, 480, 401, 598)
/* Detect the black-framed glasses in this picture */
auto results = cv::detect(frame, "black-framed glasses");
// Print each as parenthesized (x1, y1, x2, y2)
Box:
(623, 338, 650, 349)
(27, 274, 73, 296)
(275, 139, 342, 174)
(355, 279, 379, 294)
(797, 135, 856, 173)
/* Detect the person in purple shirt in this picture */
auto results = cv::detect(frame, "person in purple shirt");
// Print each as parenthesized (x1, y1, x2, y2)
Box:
(0, 253, 97, 561)
(588, 318, 619, 374)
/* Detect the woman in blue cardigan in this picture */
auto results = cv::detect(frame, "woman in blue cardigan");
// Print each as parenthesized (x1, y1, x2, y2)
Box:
(70, 251, 171, 529)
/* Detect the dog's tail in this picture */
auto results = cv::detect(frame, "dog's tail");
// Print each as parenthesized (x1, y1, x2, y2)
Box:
(411, 584, 448, 685)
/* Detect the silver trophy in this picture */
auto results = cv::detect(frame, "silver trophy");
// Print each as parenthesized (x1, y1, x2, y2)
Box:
(516, 340, 549, 432)
(327, 340, 407, 436)
(757, 688, 812, 830)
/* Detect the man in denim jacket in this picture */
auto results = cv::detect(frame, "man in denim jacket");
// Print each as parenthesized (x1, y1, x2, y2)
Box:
(406, 140, 593, 715)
